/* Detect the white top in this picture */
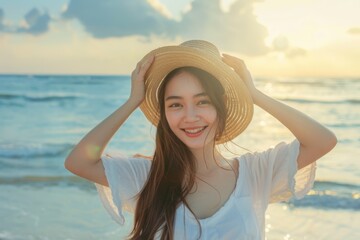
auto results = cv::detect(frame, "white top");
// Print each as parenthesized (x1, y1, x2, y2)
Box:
(95, 140, 316, 239)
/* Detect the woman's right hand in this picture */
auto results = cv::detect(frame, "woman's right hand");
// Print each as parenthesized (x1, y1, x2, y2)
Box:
(65, 55, 155, 187)
(129, 54, 155, 105)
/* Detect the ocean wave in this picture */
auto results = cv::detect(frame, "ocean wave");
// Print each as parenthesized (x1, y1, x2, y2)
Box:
(31, 74, 124, 85)
(287, 193, 360, 210)
(0, 101, 24, 107)
(25, 95, 79, 102)
(0, 175, 94, 191)
(286, 181, 360, 210)
(279, 97, 360, 105)
(0, 93, 19, 100)
(0, 93, 80, 102)
(257, 77, 360, 86)
(0, 143, 73, 159)
(31, 74, 120, 79)
(327, 123, 360, 128)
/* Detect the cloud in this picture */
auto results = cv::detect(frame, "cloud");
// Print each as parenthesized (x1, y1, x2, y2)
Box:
(1, 0, 269, 55)
(272, 36, 289, 51)
(286, 47, 306, 58)
(0, 8, 4, 31)
(271, 35, 306, 59)
(171, 0, 269, 55)
(0, 8, 51, 35)
(17, 8, 51, 35)
(347, 27, 360, 35)
(62, 0, 172, 38)
(62, 0, 269, 55)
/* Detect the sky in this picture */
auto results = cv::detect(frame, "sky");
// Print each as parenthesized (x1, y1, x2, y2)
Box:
(0, 0, 359, 78)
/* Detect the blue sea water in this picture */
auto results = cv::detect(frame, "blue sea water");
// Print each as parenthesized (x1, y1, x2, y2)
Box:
(0, 74, 359, 239)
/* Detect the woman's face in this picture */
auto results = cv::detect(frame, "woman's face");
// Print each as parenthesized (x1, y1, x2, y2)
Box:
(164, 71, 218, 150)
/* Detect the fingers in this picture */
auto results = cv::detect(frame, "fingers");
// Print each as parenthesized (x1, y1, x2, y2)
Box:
(132, 54, 155, 80)
(222, 53, 248, 73)
(222, 54, 255, 88)
(138, 55, 155, 74)
(222, 54, 245, 67)
(130, 55, 155, 104)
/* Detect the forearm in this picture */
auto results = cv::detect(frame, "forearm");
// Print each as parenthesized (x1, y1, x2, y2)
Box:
(65, 99, 140, 167)
(222, 54, 336, 168)
(253, 89, 337, 168)
(252, 89, 336, 150)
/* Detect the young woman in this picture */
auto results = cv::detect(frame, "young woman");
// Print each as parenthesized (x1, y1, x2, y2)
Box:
(65, 40, 337, 239)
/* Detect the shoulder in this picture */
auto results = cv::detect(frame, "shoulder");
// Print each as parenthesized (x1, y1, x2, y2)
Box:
(101, 152, 152, 174)
(103, 152, 152, 163)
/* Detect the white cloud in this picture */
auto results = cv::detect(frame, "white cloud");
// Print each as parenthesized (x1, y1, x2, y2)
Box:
(272, 36, 289, 51)
(1, 0, 269, 55)
(0, 7, 51, 35)
(172, 0, 269, 55)
(272, 35, 307, 59)
(62, 0, 173, 38)
(17, 8, 51, 35)
(147, 0, 173, 19)
(61, 0, 269, 55)
(286, 47, 306, 58)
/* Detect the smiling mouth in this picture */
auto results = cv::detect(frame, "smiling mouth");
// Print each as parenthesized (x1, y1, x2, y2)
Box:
(182, 126, 207, 136)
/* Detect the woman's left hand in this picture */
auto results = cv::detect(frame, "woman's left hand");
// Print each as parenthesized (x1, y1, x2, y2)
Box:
(222, 54, 257, 96)
(223, 56, 337, 170)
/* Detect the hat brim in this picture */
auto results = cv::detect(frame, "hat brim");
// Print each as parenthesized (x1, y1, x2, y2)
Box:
(140, 45, 253, 144)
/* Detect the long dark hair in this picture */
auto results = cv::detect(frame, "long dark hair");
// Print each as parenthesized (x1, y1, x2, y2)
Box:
(129, 67, 227, 239)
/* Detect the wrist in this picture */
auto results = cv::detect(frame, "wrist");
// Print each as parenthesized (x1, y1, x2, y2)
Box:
(250, 88, 262, 105)
(126, 97, 143, 109)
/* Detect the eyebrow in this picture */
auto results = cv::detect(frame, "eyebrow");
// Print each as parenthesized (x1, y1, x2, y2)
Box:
(165, 92, 208, 101)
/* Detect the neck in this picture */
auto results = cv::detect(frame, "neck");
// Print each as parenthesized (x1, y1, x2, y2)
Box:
(189, 144, 226, 175)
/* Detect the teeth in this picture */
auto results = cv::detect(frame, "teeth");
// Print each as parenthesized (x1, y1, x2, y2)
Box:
(184, 127, 205, 134)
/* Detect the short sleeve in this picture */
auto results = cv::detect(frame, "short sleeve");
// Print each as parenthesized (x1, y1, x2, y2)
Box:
(94, 153, 151, 225)
(242, 139, 316, 205)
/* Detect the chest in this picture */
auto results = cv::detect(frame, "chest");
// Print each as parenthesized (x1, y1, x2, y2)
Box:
(172, 158, 261, 239)
(185, 166, 238, 219)
(174, 193, 260, 240)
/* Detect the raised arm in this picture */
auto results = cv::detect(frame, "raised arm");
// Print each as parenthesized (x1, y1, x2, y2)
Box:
(64, 55, 155, 186)
(222, 54, 337, 169)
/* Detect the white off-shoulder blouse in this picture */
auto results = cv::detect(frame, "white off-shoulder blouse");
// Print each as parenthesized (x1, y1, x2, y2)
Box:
(95, 139, 316, 239)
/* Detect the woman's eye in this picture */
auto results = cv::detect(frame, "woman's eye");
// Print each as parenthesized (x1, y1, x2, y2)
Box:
(198, 100, 211, 105)
(169, 103, 181, 108)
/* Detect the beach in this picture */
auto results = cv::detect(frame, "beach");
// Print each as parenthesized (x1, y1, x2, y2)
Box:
(0, 74, 359, 239)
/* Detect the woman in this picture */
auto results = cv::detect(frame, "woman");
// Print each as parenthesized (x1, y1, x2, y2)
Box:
(65, 40, 337, 239)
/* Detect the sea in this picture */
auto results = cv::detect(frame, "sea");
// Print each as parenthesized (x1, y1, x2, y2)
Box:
(0, 74, 359, 240)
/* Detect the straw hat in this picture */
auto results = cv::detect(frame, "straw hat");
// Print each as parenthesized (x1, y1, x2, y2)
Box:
(140, 40, 254, 143)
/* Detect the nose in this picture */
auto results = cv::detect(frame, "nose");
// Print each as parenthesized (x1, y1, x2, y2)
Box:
(184, 105, 200, 122)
